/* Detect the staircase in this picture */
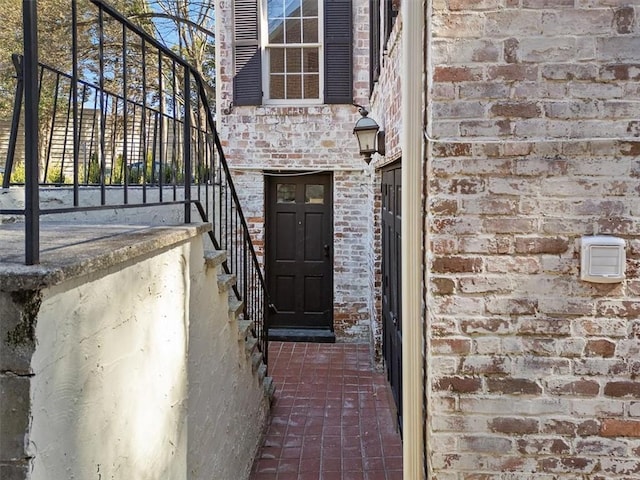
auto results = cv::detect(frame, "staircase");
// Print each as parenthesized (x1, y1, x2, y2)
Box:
(206, 250, 274, 401)
(0, 224, 273, 479)
(1, 0, 271, 370)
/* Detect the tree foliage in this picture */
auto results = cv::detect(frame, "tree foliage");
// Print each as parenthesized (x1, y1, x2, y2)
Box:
(0, 0, 216, 179)
(0, 0, 158, 118)
(128, 0, 215, 96)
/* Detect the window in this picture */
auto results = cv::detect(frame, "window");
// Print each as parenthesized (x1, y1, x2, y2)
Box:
(265, 0, 321, 102)
(233, 0, 353, 106)
(370, 0, 381, 88)
(369, 0, 399, 90)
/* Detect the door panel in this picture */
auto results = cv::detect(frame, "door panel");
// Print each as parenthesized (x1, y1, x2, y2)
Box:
(275, 212, 296, 260)
(382, 162, 402, 428)
(267, 173, 333, 333)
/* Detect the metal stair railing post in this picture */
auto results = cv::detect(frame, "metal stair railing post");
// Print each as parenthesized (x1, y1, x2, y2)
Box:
(91, 0, 272, 365)
(23, 0, 40, 265)
(2, 0, 271, 368)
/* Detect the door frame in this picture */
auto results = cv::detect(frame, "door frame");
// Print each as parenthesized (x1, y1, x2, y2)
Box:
(264, 171, 335, 342)
(381, 160, 402, 427)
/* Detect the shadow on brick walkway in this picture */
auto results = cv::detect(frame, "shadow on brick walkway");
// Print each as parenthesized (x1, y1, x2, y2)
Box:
(250, 342, 403, 480)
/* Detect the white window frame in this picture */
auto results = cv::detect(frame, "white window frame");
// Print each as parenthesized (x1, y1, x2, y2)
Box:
(260, 0, 324, 105)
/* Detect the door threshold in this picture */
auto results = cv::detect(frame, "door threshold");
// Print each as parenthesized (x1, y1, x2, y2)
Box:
(268, 328, 336, 343)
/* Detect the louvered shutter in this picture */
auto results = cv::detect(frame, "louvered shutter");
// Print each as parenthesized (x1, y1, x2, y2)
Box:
(234, 0, 262, 105)
(370, 0, 381, 90)
(324, 0, 353, 104)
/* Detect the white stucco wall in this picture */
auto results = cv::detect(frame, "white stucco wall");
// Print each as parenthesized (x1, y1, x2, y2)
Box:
(0, 186, 210, 226)
(29, 242, 192, 480)
(188, 249, 268, 479)
(16, 228, 269, 480)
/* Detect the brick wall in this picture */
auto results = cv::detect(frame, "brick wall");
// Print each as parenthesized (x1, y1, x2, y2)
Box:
(216, 0, 375, 340)
(369, 13, 403, 360)
(428, 140, 640, 479)
(426, 2, 640, 478)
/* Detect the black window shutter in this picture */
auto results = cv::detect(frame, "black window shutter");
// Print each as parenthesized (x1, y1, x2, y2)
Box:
(370, 0, 381, 90)
(234, 0, 262, 105)
(324, 0, 353, 104)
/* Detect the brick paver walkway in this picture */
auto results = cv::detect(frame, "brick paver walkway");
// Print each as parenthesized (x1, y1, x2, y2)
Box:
(250, 341, 403, 480)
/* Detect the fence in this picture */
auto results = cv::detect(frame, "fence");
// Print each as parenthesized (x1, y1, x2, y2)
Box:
(0, 0, 270, 363)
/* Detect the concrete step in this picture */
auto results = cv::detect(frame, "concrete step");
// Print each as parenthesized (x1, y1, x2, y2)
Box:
(217, 273, 236, 293)
(251, 350, 263, 374)
(245, 336, 258, 356)
(263, 376, 275, 402)
(268, 327, 335, 343)
(237, 319, 252, 341)
(257, 363, 267, 383)
(204, 250, 226, 270)
(228, 297, 244, 319)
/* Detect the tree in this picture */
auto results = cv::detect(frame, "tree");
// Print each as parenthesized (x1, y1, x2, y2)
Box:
(0, 0, 153, 177)
(128, 0, 215, 99)
(0, 0, 216, 182)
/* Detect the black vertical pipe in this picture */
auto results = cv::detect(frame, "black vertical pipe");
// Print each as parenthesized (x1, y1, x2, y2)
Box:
(122, 24, 128, 203)
(243, 231, 248, 315)
(4, 55, 24, 189)
(141, 38, 147, 202)
(87, 92, 98, 183)
(72, 0, 79, 204)
(23, 0, 39, 265)
(183, 69, 191, 223)
(151, 113, 158, 187)
(108, 100, 118, 184)
(44, 73, 61, 181)
(59, 80, 73, 183)
(171, 60, 177, 200)
(98, 5, 106, 204)
(158, 50, 164, 200)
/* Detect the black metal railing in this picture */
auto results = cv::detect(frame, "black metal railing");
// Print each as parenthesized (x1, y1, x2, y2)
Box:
(1, 0, 269, 364)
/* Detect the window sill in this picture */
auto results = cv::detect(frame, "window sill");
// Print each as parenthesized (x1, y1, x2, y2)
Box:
(253, 104, 334, 116)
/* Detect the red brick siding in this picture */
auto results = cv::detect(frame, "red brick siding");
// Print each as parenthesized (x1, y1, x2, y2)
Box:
(425, 1, 640, 478)
(216, 0, 375, 340)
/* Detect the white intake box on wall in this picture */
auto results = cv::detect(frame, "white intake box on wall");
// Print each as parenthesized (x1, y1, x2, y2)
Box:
(580, 236, 626, 283)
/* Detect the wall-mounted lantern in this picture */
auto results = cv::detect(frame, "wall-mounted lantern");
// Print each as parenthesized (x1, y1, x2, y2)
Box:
(353, 105, 385, 164)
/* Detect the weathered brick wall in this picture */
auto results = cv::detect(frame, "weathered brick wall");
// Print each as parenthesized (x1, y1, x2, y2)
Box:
(371, 14, 402, 162)
(216, 0, 375, 340)
(368, 14, 403, 359)
(430, 2, 640, 141)
(426, 2, 640, 478)
(428, 140, 640, 479)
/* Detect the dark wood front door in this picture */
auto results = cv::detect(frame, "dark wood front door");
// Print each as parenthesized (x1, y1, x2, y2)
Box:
(266, 173, 333, 339)
(382, 162, 402, 426)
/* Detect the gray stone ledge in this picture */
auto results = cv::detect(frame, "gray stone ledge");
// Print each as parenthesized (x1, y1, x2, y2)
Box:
(0, 374, 30, 460)
(0, 222, 212, 292)
(0, 462, 29, 480)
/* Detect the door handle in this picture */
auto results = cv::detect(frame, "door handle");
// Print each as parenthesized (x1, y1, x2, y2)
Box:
(324, 244, 330, 257)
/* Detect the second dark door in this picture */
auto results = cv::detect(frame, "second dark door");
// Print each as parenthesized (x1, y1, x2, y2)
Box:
(382, 162, 402, 427)
(266, 173, 334, 340)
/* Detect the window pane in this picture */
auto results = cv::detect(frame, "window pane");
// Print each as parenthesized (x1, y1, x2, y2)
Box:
(268, 0, 283, 19)
(269, 19, 285, 43)
(270, 75, 285, 99)
(304, 74, 319, 99)
(277, 184, 296, 203)
(285, 0, 302, 16)
(301, 0, 318, 16)
(305, 185, 324, 204)
(270, 48, 285, 73)
(287, 75, 302, 99)
(285, 18, 301, 43)
(286, 48, 302, 73)
(303, 48, 319, 72)
(266, 0, 321, 103)
(302, 18, 318, 43)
